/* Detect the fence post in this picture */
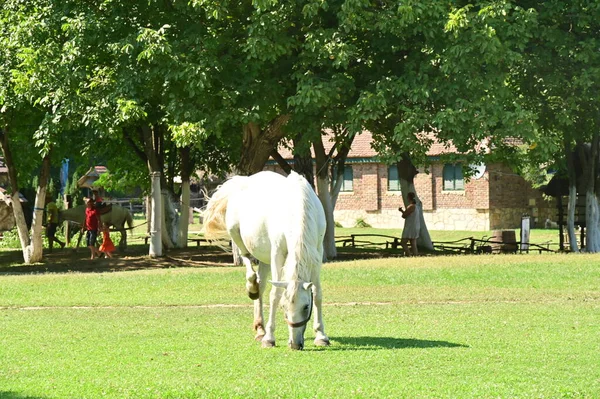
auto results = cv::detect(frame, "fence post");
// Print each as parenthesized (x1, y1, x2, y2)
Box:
(520, 215, 530, 253)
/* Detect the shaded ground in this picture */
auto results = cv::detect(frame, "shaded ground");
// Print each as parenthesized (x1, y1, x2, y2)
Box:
(0, 244, 405, 275)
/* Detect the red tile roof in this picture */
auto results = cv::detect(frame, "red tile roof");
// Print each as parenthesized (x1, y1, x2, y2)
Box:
(272, 130, 460, 160)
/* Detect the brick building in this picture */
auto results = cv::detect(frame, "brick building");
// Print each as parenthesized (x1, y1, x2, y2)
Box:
(266, 131, 556, 231)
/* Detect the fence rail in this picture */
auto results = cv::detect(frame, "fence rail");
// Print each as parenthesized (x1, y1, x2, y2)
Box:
(104, 197, 204, 216)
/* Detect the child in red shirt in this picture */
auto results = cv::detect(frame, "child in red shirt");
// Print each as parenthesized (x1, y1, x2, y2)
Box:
(99, 223, 115, 258)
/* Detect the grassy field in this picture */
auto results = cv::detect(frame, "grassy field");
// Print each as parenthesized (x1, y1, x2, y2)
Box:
(0, 251, 598, 398)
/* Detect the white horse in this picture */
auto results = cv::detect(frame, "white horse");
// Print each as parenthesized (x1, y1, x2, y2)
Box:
(59, 204, 133, 249)
(202, 171, 329, 350)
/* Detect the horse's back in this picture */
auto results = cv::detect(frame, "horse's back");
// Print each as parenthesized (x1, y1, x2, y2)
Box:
(225, 172, 288, 261)
(227, 171, 325, 267)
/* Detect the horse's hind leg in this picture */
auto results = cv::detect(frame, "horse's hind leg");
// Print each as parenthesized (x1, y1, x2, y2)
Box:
(229, 229, 260, 299)
(240, 254, 260, 300)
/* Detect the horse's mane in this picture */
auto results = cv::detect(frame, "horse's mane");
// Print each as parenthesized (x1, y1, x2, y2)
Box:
(282, 171, 323, 283)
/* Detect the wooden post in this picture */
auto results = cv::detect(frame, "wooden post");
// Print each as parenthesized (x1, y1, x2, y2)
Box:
(64, 194, 72, 246)
(557, 196, 564, 251)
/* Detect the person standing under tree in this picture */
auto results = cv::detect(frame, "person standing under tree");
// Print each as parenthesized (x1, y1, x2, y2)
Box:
(84, 198, 101, 259)
(399, 191, 421, 257)
(45, 195, 65, 253)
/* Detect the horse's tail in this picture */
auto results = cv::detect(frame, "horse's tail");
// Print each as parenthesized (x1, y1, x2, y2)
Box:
(202, 176, 245, 241)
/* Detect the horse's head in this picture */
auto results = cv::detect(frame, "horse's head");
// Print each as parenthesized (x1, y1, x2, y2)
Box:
(271, 280, 314, 350)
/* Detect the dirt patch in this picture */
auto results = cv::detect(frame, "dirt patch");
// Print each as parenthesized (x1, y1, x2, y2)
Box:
(0, 244, 405, 275)
(0, 244, 235, 274)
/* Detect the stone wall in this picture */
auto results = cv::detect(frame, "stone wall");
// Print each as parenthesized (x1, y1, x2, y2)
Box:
(334, 208, 491, 230)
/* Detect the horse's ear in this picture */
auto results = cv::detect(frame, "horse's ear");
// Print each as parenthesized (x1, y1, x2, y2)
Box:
(302, 282, 313, 291)
(270, 281, 288, 289)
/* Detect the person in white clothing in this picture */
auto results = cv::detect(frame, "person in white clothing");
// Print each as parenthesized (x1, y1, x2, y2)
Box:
(399, 191, 420, 256)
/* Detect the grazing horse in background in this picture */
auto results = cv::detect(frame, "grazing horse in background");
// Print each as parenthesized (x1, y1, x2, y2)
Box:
(202, 171, 329, 350)
(59, 204, 133, 250)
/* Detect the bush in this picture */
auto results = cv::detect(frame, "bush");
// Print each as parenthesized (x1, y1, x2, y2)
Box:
(0, 229, 21, 249)
(354, 218, 372, 228)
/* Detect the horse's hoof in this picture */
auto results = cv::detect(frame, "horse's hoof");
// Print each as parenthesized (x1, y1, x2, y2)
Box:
(261, 340, 275, 348)
(248, 291, 259, 300)
(255, 334, 265, 342)
(314, 338, 330, 347)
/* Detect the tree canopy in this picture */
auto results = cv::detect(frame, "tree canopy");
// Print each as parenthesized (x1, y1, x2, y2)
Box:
(3, 0, 600, 260)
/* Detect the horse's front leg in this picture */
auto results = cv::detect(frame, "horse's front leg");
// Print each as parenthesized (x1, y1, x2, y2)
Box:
(253, 262, 269, 341)
(312, 280, 330, 347)
(262, 254, 285, 348)
(261, 284, 282, 348)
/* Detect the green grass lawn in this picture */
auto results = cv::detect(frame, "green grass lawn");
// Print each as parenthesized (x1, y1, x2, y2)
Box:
(1, 253, 598, 398)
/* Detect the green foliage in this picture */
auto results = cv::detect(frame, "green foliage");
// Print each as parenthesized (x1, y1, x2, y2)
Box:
(0, 230, 20, 249)
(2, 0, 599, 205)
(508, 1, 600, 180)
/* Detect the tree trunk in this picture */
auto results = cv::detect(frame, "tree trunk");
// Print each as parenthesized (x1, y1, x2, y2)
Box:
(232, 116, 289, 265)
(585, 189, 600, 252)
(315, 175, 337, 260)
(565, 140, 580, 252)
(567, 186, 579, 252)
(236, 116, 290, 175)
(293, 134, 314, 189)
(140, 124, 179, 250)
(397, 157, 434, 252)
(177, 146, 192, 248)
(0, 127, 33, 262)
(178, 181, 190, 248)
(312, 129, 356, 260)
(161, 190, 177, 249)
(149, 172, 163, 257)
(313, 138, 337, 260)
(28, 153, 52, 263)
(585, 134, 600, 252)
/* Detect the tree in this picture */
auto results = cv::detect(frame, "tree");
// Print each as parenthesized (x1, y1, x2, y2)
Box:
(509, 1, 600, 252)
(332, 1, 536, 251)
(0, 0, 84, 263)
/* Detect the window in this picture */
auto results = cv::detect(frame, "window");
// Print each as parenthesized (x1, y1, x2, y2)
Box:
(387, 165, 401, 192)
(443, 164, 464, 191)
(340, 165, 354, 192)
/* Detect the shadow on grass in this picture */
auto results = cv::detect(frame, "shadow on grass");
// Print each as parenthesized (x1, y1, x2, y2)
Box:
(0, 392, 49, 399)
(327, 336, 469, 350)
(0, 244, 412, 275)
(0, 244, 235, 275)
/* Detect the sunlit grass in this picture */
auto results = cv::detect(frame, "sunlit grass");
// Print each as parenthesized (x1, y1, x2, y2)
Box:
(0, 254, 598, 398)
